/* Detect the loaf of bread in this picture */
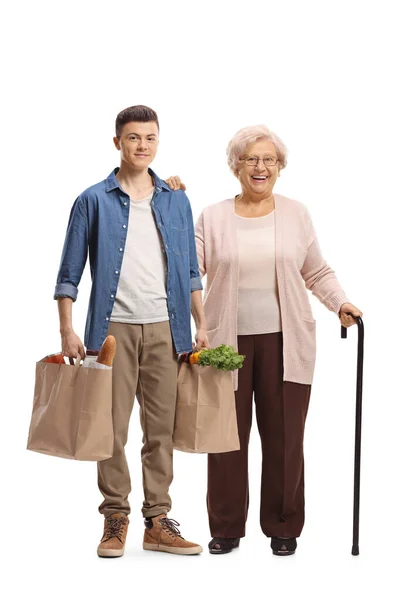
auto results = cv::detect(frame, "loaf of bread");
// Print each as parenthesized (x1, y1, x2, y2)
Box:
(96, 335, 117, 366)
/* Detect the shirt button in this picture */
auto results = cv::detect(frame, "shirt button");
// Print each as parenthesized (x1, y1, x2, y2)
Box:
(106, 317, 109, 321)
(115, 270, 119, 274)
(119, 248, 123, 252)
(171, 314, 175, 319)
(122, 224, 126, 229)
(165, 244, 168, 249)
(124, 202, 127, 206)
(111, 294, 114, 298)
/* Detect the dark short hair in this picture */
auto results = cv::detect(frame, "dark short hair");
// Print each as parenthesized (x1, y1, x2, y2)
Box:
(115, 105, 159, 138)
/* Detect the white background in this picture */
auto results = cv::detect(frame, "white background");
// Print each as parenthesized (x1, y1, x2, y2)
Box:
(1, 0, 399, 598)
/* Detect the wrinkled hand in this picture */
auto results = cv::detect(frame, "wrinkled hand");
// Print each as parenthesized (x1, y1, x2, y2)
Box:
(339, 302, 363, 328)
(61, 329, 86, 359)
(193, 328, 211, 351)
(165, 175, 186, 191)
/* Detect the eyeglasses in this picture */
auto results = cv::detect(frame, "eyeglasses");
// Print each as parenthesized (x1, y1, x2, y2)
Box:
(240, 156, 278, 167)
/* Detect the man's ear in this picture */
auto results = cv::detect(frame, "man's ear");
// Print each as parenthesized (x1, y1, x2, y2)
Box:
(113, 136, 121, 151)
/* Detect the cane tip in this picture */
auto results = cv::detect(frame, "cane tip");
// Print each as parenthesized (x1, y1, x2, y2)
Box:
(351, 546, 359, 556)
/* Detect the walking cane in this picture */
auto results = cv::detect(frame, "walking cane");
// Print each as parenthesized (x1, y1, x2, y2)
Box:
(341, 314, 364, 556)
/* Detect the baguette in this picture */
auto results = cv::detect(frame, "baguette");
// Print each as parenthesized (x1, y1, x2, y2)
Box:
(97, 335, 117, 366)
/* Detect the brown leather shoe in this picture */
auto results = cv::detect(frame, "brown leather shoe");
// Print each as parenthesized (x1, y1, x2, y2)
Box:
(97, 513, 129, 558)
(143, 514, 203, 555)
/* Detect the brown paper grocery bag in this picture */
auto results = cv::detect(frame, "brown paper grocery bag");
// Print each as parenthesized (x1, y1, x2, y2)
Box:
(27, 355, 113, 461)
(173, 363, 240, 453)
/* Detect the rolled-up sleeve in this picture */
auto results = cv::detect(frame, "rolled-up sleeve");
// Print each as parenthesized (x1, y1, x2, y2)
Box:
(54, 196, 88, 302)
(185, 195, 203, 292)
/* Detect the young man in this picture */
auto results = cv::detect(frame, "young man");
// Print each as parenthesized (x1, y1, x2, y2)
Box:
(54, 105, 209, 557)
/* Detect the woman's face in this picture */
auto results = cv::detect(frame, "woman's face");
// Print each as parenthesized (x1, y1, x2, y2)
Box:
(236, 139, 280, 198)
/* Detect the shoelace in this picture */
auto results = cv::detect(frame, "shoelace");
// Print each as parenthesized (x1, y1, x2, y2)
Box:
(159, 517, 182, 538)
(103, 516, 127, 542)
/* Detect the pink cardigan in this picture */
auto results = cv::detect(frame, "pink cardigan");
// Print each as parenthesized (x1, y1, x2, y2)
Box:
(194, 195, 349, 389)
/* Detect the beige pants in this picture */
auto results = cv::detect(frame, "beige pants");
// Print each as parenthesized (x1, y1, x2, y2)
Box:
(97, 321, 178, 518)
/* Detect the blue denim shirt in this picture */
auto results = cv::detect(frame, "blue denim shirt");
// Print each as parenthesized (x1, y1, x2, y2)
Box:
(54, 168, 203, 353)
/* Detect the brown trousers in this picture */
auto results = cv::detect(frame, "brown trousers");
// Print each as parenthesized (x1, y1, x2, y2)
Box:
(97, 321, 178, 518)
(207, 332, 311, 539)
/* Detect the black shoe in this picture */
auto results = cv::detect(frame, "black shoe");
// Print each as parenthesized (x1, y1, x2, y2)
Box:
(271, 537, 297, 556)
(208, 537, 240, 554)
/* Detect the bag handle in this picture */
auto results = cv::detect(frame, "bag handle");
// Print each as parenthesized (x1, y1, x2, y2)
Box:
(67, 354, 83, 387)
(68, 354, 83, 370)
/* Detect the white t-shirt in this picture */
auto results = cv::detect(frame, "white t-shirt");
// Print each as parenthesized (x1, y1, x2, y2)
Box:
(236, 210, 282, 335)
(110, 192, 169, 324)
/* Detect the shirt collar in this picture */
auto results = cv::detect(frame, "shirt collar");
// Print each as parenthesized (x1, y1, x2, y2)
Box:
(105, 167, 170, 193)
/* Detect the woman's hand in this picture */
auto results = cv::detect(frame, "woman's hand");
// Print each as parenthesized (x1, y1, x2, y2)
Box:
(339, 302, 363, 328)
(61, 329, 86, 359)
(166, 175, 186, 191)
(193, 328, 211, 350)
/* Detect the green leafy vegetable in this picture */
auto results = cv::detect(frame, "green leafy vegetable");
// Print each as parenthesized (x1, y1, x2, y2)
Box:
(197, 344, 245, 371)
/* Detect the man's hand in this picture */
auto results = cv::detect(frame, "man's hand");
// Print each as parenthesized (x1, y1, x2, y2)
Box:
(194, 328, 211, 350)
(166, 175, 186, 191)
(339, 302, 363, 328)
(61, 329, 86, 359)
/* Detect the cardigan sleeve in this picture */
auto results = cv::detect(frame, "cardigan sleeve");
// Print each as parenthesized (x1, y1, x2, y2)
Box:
(194, 211, 206, 278)
(300, 212, 349, 315)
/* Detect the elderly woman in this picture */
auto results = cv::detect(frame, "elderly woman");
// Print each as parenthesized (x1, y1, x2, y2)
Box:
(194, 125, 362, 556)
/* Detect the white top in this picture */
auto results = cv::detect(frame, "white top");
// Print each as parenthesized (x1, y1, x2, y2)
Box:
(110, 192, 169, 324)
(236, 210, 282, 335)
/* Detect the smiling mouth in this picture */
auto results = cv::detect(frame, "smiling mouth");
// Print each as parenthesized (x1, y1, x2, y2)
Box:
(251, 176, 268, 181)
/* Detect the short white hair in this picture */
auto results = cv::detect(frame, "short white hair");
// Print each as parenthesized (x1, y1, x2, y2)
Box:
(227, 125, 288, 174)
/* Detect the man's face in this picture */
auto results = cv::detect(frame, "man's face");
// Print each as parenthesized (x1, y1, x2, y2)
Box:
(114, 121, 159, 169)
